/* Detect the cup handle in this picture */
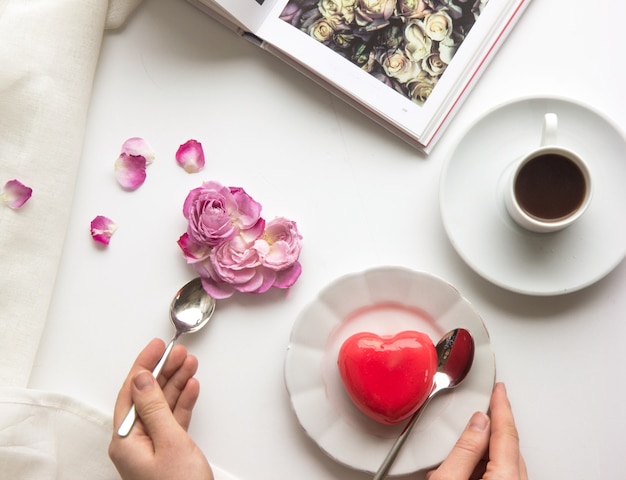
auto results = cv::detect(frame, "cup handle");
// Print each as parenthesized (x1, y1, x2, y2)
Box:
(541, 113, 558, 146)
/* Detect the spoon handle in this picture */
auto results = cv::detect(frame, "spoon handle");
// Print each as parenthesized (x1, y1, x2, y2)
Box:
(373, 391, 438, 480)
(116, 335, 178, 437)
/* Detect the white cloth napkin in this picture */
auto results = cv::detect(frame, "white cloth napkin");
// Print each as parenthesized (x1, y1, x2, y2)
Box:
(0, 0, 140, 388)
(0, 388, 119, 479)
(0, 3, 240, 479)
(0, 387, 239, 480)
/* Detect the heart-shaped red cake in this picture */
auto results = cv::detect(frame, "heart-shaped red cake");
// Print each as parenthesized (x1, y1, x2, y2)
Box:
(337, 330, 437, 425)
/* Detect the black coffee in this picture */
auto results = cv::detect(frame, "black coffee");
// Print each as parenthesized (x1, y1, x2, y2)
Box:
(514, 153, 586, 221)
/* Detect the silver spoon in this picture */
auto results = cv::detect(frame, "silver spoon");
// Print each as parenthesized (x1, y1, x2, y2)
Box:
(117, 277, 216, 437)
(373, 328, 475, 479)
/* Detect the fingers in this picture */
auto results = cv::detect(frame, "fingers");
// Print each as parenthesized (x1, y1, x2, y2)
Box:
(130, 370, 185, 448)
(113, 338, 166, 425)
(488, 382, 526, 479)
(427, 382, 526, 480)
(113, 339, 199, 429)
(172, 376, 200, 431)
(158, 343, 190, 385)
(161, 353, 198, 409)
(130, 359, 201, 444)
(161, 353, 200, 431)
(425, 411, 490, 480)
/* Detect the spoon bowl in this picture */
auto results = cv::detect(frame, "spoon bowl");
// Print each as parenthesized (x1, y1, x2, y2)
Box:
(170, 278, 216, 334)
(117, 277, 216, 437)
(373, 328, 475, 479)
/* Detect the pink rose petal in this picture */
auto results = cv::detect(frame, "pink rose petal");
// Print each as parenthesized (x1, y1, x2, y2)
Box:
(175, 139, 205, 173)
(177, 232, 211, 263)
(90, 215, 118, 245)
(273, 261, 302, 288)
(1, 179, 32, 209)
(121, 137, 155, 164)
(200, 276, 234, 299)
(114, 153, 147, 190)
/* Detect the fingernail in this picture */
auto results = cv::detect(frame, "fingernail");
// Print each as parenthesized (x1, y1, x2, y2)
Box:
(133, 371, 155, 391)
(468, 412, 489, 432)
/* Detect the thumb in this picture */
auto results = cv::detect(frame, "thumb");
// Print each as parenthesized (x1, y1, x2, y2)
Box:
(426, 411, 490, 480)
(131, 370, 181, 444)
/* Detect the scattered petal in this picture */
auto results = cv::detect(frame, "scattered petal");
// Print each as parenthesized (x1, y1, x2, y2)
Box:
(121, 137, 155, 164)
(1, 179, 33, 209)
(114, 153, 147, 190)
(176, 139, 205, 173)
(90, 215, 118, 245)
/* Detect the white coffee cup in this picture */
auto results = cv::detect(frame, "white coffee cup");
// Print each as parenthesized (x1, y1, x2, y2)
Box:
(504, 113, 592, 233)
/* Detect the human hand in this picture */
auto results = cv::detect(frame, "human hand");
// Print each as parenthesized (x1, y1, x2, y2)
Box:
(109, 338, 213, 480)
(426, 382, 527, 480)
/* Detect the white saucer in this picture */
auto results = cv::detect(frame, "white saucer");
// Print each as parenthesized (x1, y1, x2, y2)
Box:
(440, 96, 626, 295)
(284, 267, 495, 475)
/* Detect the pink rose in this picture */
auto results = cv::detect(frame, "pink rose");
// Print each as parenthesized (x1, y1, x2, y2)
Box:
(182, 181, 263, 250)
(190, 219, 303, 299)
(259, 217, 302, 271)
(195, 233, 275, 299)
(179, 181, 302, 298)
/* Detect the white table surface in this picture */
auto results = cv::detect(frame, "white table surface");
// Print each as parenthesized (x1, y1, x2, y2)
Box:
(28, 1, 626, 479)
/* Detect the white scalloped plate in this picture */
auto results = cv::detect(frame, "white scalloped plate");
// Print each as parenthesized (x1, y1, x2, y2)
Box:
(284, 267, 495, 475)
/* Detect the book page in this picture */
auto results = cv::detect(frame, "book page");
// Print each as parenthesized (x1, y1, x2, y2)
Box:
(204, 0, 528, 145)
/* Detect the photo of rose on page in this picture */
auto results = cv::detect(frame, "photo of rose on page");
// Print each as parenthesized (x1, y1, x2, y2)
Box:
(187, 0, 530, 153)
(281, 0, 487, 106)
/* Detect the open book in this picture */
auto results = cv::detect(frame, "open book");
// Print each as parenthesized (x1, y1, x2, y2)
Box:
(188, 0, 530, 153)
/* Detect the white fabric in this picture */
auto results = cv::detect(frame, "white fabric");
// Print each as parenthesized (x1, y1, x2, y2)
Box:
(106, 0, 144, 29)
(0, 388, 238, 480)
(0, 3, 239, 479)
(0, 0, 139, 388)
(0, 4, 117, 477)
(0, 388, 119, 479)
